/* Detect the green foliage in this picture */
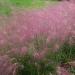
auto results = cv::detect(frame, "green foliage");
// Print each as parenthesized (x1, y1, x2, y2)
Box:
(9, 0, 58, 7)
(11, 36, 75, 75)
(16, 55, 57, 75)
(0, 0, 59, 15)
(9, 0, 32, 7)
(0, 5, 11, 15)
(47, 38, 75, 63)
(70, 66, 75, 74)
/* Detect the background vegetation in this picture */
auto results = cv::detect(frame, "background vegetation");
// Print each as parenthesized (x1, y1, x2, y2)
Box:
(0, 0, 59, 15)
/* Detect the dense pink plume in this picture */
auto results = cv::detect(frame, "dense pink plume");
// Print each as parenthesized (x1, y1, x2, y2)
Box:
(0, 55, 18, 75)
(69, 0, 75, 3)
(0, 1, 75, 75)
(0, 2, 75, 53)
(57, 67, 71, 75)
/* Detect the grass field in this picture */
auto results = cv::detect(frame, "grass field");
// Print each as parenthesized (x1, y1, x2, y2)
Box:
(0, 0, 59, 15)
(0, 1, 75, 75)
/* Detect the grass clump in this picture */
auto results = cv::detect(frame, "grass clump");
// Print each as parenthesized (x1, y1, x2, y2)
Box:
(10, 35, 75, 75)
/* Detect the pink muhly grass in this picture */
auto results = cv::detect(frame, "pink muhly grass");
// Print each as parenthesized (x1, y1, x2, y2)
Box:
(0, 55, 18, 75)
(0, 1, 75, 75)
(57, 66, 71, 75)
(33, 48, 48, 61)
